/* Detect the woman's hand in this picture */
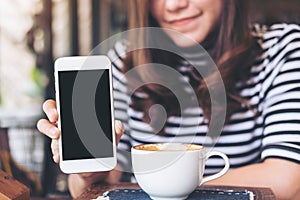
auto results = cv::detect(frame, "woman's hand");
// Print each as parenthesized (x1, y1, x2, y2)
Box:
(37, 99, 124, 163)
(37, 99, 124, 198)
(37, 99, 61, 163)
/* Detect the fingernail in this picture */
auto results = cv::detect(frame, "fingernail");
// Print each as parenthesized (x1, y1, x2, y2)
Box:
(49, 109, 57, 122)
(115, 120, 124, 134)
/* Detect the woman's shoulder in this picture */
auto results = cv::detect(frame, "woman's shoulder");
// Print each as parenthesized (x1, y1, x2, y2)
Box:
(250, 24, 300, 93)
(252, 23, 300, 38)
(264, 23, 300, 44)
(253, 23, 300, 50)
(249, 23, 300, 84)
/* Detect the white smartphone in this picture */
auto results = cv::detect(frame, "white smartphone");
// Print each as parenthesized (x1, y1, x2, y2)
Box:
(54, 55, 116, 174)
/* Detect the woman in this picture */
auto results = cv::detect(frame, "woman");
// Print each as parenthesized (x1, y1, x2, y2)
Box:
(37, 0, 300, 199)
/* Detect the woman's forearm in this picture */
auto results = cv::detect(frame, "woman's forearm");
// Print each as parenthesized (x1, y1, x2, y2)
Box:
(68, 172, 108, 198)
(205, 158, 300, 200)
(68, 164, 123, 198)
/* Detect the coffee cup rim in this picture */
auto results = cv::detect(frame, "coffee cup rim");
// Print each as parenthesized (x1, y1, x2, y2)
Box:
(132, 143, 204, 152)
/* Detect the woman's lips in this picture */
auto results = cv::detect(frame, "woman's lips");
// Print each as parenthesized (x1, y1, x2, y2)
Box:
(169, 14, 201, 26)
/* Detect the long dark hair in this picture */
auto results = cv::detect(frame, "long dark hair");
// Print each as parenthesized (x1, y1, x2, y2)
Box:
(124, 0, 261, 133)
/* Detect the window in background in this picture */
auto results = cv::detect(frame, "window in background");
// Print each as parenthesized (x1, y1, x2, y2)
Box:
(0, 0, 48, 196)
(0, 0, 47, 108)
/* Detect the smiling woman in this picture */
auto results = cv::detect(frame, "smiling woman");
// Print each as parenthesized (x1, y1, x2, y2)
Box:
(37, 0, 300, 199)
(126, 0, 257, 126)
(150, 0, 222, 47)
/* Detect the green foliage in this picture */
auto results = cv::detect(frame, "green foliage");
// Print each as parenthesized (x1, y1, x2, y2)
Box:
(30, 67, 47, 97)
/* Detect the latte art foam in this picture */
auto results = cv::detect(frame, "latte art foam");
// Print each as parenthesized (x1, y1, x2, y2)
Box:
(134, 143, 203, 151)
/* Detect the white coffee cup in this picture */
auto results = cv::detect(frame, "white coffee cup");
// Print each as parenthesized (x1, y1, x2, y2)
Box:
(131, 143, 230, 200)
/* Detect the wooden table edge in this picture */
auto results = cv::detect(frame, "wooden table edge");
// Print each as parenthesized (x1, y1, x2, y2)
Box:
(0, 170, 30, 200)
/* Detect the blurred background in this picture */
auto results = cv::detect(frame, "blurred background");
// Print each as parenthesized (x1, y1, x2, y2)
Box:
(0, 0, 299, 199)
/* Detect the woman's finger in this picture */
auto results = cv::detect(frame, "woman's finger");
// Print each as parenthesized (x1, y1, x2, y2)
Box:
(114, 120, 124, 145)
(42, 99, 58, 123)
(37, 119, 60, 139)
(51, 139, 60, 163)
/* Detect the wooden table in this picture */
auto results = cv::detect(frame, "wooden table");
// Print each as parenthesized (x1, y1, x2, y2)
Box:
(77, 182, 276, 200)
(0, 169, 30, 199)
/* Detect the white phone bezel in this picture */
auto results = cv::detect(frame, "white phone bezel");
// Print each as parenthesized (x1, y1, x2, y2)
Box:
(54, 55, 116, 174)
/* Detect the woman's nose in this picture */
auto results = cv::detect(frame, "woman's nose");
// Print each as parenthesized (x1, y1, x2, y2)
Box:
(165, 0, 189, 12)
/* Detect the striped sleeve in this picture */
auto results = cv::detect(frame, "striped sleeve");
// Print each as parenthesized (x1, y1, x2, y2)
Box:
(107, 40, 133, 174)
(261, 24, 300, 163)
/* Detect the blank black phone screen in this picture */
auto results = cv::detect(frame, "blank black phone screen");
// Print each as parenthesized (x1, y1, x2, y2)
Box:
(58, 69, 113, 160)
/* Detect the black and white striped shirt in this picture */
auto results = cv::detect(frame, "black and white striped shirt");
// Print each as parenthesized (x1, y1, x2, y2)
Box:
(108, 23, 300, 180)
